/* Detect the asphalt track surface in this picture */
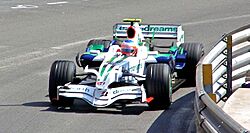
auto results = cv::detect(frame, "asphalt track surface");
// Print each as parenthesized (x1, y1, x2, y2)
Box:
(0, 0, 249, 133)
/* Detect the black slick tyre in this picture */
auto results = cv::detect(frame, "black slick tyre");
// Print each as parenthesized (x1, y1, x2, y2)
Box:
(178, 43, 204, 86)
(49, 60, 76, 106)
(145, 64, 172, 109)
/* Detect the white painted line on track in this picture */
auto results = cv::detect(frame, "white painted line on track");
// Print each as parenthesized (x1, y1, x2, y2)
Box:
(183, 14, 250, 26)
(51, 36, 111, 50)
(47, 1, 69, 5)
(0, 46, 9, 49)
(0, 66, 8, 70)
(0, 51, 57, 71)
(0, 36, 110, 70)
(11, 5, 38, 9)
(0, 49, 57, 70)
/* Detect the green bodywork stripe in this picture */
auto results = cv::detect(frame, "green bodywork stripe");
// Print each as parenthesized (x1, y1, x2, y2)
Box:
(107, 67, 113, 73)
(101, 66, 113, 79)
(138, 42, 143, 46)
(169, 46, 178, 52)
(89, 44, 104, 51)
(180, 47, 184, 54)
(103, 74, 109, 81)
(107, 56, 116, 63)
(100, 56, 127, 77)
(100, 67, 106, 76)
(100, 65, 114, 78)
(154, 53, 171, 58)
(101, 67, 112, 78)
(152, 30, 155, 41)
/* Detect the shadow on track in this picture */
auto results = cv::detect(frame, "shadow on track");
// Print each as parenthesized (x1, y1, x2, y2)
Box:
(22, 99, 148, 115)
(147, 91, 196, 133)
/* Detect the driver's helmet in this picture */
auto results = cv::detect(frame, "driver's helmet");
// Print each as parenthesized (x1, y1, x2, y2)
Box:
(121, 40, 138, 56)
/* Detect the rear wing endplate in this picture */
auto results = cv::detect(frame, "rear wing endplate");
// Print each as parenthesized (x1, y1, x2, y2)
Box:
(113, 23, 184, 46)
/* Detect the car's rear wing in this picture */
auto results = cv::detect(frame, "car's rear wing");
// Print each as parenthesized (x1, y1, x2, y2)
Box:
(113, 23, 184, 46)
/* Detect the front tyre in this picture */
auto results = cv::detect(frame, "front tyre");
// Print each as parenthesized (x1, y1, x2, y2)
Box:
(145, 64, 172, 109)
(49, 60, 75, 106)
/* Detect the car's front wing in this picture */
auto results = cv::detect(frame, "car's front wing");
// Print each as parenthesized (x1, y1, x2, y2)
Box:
(58, 84, 146, 107)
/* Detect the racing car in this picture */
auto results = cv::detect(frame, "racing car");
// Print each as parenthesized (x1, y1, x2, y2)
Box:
(48, 18, 204, 109)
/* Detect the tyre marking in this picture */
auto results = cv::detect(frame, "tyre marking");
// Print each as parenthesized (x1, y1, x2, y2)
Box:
(0, 36, 110, 70)
(47, 1, 69, 5)
(0, 46, 9, 49)
(0, 49, 57, 70)
(11, 5, 38, 9)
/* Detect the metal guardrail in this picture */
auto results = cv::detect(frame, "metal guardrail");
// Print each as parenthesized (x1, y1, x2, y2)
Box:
(195, 24, 250, 133)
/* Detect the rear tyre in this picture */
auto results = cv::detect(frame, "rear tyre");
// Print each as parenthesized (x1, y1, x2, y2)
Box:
(145, 64, 172, 109)
(178, 43, 204, 86)
(49, 60, 75, 106)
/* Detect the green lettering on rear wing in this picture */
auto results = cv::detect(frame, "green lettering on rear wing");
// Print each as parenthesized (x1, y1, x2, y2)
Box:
(113, 23, 184, 46)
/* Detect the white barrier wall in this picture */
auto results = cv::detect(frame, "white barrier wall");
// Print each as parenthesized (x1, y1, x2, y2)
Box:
(195, 24, 250, 133)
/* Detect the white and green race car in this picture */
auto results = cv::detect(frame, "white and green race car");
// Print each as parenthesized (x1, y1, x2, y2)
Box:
(48, 19, 204, 109)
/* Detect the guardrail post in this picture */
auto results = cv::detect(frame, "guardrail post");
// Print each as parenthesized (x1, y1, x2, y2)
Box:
(226, 35, 233, 97)
(203, 64, 216, 102)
